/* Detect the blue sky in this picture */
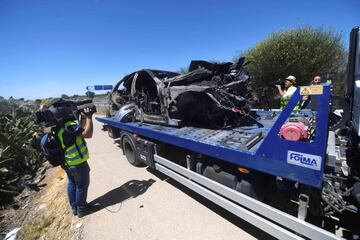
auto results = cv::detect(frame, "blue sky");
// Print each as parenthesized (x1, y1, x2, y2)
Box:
(0, 0, 358, 99)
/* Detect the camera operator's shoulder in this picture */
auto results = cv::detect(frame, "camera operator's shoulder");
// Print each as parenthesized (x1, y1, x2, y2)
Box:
(66, 122, 84, 135)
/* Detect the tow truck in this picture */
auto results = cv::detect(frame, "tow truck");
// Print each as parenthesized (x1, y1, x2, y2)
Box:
(96, 27, 360, 239)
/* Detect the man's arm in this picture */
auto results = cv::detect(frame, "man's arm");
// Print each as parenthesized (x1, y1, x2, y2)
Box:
(276, 85, 285, 97)
(81, 108, 93, 139)
(302, 95, 309, 101)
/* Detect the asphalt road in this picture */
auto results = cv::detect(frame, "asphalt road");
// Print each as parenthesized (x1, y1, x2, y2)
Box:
(82, 117, 272, 240)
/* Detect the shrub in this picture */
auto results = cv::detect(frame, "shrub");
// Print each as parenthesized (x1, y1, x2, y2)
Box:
(0, 99, 42, 204)
(243, 26, 347, 107)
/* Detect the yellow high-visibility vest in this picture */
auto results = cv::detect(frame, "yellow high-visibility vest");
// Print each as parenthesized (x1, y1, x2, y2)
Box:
(57, 121, 89, 166)
(280, 97, 300, 110)
(280, 86, 299, 110)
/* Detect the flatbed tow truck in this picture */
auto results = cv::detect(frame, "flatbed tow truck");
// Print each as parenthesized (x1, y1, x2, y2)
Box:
(96, 28, 360, 239)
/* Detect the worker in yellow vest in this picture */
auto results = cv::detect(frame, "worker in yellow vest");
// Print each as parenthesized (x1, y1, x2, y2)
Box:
(276, 75, 299, 110)
(59, 107, 93, 218)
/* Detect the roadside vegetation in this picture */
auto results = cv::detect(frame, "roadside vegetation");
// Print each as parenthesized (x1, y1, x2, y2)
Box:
(17, 216, 55, 240)
(243, 26, 346, 106)
(0, 97, 42, 205)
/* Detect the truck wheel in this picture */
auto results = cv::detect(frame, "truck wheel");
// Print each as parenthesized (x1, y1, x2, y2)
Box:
(108, 126, 120, 139)
(121, 133, 141, 167)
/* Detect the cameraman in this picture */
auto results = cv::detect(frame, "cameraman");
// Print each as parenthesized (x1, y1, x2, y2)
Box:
(276, 75, 298, 109)
(59, 107, 93, 218)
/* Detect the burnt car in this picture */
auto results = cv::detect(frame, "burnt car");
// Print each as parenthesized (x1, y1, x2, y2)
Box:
(108, 57, 259, 129)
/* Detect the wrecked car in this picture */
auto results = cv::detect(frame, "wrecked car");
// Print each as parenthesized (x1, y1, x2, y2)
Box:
(108, 58, 259, 129)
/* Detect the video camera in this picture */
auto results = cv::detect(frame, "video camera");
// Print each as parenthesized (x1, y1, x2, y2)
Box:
(269, 79, 285, 88)
(36, 99, 97, 127)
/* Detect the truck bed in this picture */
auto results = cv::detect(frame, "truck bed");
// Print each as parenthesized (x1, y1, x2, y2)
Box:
(97, 85, 331, 188)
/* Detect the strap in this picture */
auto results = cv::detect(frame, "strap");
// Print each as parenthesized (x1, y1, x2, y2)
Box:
(74, 140, 84, 159)
(58, 120, 85, 159)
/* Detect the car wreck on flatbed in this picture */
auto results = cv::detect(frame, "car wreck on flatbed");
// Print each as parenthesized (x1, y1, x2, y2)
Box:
(108, 58, 259, 129)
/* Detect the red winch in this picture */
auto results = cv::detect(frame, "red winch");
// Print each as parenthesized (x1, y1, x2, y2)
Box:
(280, 119, 309, 141)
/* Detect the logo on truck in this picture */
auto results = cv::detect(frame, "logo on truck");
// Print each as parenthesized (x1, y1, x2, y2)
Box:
(287, 151, 322, 171)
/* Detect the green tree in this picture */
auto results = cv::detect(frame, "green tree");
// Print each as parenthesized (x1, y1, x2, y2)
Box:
(85, 91, 95, 98)
(243, 27, 347, 106)
(61, 94, 69, 99)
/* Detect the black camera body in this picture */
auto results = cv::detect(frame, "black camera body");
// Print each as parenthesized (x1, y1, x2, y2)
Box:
(76, 100, 97, 116)
(269, 78, 285, 88)
(36, 99, 97, 127)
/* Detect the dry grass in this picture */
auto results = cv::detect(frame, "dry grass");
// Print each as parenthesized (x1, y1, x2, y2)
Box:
(18, 216, 55, 240)
(17, 167, 79, 240)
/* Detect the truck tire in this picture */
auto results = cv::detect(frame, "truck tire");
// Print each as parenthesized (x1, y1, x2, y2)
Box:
(108, 126, 120, 139)
(121, 133, 141, 167)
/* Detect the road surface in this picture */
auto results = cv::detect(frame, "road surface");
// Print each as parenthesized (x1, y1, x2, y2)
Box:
(82, 117, 272, 240)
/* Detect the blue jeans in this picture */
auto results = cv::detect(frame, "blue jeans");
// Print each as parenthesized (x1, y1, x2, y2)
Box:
(64, 161, 90, 213)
